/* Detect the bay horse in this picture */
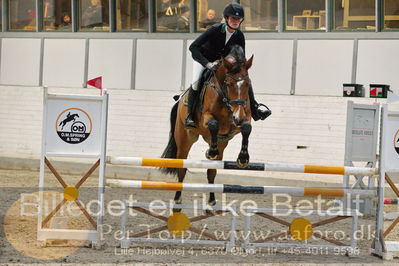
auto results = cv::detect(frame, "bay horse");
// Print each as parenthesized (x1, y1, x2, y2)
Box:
(160, 45, 253, 207)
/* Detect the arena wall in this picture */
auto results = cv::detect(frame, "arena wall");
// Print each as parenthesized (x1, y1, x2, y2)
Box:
(1, 38, 398, 95)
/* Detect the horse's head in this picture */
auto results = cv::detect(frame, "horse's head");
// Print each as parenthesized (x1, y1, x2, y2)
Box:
(217, 45, 253, 127)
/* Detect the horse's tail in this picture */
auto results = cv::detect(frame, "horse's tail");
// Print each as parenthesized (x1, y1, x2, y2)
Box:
(159, 101, 179, 176)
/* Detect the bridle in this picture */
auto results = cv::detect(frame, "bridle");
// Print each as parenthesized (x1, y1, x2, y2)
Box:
(205, 67, 249, 114)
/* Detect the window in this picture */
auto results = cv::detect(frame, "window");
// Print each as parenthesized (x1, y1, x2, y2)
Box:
(286, 0, 325, 31)
(116, 0, 148, 31)
(384, 0, 399, 30)
(196, 0, 228, 31)
(43, 0, 72, 31)
(0, 0, 2, 31)
(3, 0, 397, 33)
(334, 0, 375, 30)
(8, 0, 36, 30)
(156, 0, 190, 32)
(241, 0, 278, 31)
(79, 0, 109, 31)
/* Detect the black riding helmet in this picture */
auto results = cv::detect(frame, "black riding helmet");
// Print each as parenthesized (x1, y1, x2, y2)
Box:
(223, 3, 244, 29)
(223, 3, 244, 19)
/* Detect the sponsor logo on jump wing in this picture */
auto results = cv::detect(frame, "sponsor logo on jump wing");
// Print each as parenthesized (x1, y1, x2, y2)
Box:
(56, 108, 92, 144)
(395, 130, 399, 155)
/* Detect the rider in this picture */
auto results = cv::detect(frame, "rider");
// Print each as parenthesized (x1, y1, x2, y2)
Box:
(185, 2, 271, 128)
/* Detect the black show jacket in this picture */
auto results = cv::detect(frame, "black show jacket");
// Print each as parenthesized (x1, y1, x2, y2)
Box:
(189, 23, 245, 67)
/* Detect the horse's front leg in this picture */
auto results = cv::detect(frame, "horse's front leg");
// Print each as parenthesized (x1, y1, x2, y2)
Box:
(174, 169, 186, 204)
(206, 141, 228, 213)
(204, 116, 219, 160)
(237, 122, 252, 168)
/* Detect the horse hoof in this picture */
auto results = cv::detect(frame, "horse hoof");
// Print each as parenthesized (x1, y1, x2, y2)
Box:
(206, 150, 218, 160)
(237, 158, 249, 168)
(205, 200, 217, 214)
(205, 209, 214, 215)
(173, 199, 182, 213)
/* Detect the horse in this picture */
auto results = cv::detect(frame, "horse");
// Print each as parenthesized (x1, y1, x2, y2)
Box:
(160, 45, 254, 207)
(59, 113, 79, 130)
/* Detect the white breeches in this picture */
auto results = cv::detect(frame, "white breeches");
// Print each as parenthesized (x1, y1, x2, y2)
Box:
(191, 61, 205, 91)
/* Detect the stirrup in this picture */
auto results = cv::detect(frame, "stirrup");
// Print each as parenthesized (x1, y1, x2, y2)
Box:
(257, 103, 272, 120)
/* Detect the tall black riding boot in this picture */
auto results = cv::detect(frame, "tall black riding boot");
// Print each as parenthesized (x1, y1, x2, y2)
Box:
(248, 85, 271, 121)
(184, 86, 199, 128)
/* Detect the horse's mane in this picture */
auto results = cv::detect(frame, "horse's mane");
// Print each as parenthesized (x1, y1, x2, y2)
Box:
(225, 45, 246, 73)
(227, 45, 246, 63)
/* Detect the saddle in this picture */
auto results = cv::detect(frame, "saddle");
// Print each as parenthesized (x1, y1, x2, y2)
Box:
(175, 68, 213, 113)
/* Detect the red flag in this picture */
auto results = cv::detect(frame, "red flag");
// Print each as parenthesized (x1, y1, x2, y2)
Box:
(87, 76, 103, 95)
(370, 88, 377, 97)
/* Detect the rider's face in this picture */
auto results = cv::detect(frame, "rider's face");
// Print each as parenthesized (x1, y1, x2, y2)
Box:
(227, 16, 243, 29)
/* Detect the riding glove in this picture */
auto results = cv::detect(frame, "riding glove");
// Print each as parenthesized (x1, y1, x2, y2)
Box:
(206, 61, 218, 71)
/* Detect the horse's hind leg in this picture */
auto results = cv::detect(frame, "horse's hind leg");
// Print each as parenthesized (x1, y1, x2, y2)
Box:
(173, 121, 198, 211)
(206, 141, 228, 212)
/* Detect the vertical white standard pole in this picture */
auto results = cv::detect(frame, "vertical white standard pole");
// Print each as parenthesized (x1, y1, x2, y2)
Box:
(227, 206, 237, 252)
(95, 90, 109, 248)
(37, 87, 48, 240)
(350, 210, 358, 256)
(243, 209, 252, 253)
(372, 105, 386, 258)
(120, 201, 129, 249)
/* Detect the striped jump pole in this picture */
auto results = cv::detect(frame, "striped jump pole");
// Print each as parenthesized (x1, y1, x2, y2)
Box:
(106, 179, 376, 198)
(107, 157, 377, 176)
